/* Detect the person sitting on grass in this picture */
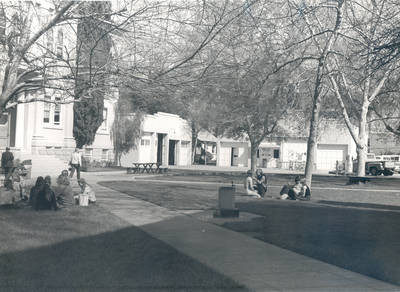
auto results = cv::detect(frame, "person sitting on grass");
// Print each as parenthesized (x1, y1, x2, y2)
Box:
(29, 176, 44, 207)
(55, 170, 74, 207)
(254, 168, 267, 198)
(75, 178, 96, 206)
(244, 170, 261, 198)
(280, 176, 311, 201)
(35, 176, 58, 211)
(10, 162, 28, 200)
(0, 180, 19, 206)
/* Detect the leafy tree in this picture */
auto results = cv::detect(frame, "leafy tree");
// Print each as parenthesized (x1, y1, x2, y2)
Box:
(112, 97, 143, 165)
(73, 1, 112, 148)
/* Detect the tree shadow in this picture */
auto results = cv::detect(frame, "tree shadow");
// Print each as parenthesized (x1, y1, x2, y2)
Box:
(0, 225, 247, 291)
(315, 200, 400, 211)
(230, 200, 400, 286)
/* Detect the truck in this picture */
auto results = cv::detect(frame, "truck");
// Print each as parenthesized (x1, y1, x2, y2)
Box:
(353, 153, 396, 176)
(365, 153, 395, 176)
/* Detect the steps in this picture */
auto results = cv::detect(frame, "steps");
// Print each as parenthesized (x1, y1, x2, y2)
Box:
(19, 153, 68, 178)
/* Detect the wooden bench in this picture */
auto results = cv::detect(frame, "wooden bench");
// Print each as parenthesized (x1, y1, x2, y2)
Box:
(348, 176, 371, 185)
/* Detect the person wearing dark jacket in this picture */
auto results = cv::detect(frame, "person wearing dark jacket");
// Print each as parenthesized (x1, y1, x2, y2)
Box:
(29, 176, 44, 207)
(1, 147, 14, 186)
(254, 168, 268, 197)
(35, 176, 58, 211)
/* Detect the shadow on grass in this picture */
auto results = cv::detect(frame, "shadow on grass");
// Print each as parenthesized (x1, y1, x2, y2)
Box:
(230, 200, 400, 287)
(316, 200, 400, 211)
(0, 224, 247, 292)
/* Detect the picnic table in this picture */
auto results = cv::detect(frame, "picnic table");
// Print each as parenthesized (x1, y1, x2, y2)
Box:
(126, 162, 168, 174)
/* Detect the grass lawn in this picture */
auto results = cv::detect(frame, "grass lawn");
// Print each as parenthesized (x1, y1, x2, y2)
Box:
(102, 176, 400, 209)
(0, 204, 247, 291)
(100, 179, 400, 287)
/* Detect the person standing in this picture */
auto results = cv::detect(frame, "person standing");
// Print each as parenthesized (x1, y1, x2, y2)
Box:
(69, 148, 82, 179)
(1, 147, 14, 186)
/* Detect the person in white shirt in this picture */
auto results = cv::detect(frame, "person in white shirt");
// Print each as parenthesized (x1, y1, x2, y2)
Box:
(244, 170, 261, 198)
(75, 178, 96, 206)
(69, 148, 82, 179)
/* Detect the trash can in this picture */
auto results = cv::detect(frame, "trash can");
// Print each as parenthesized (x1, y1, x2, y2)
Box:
(215, 186, 239, 217)
(218, 186, 235, 210)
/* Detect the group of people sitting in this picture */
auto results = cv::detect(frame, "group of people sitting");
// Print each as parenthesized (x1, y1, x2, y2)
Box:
(245, 169, 268, 198)
(0, 167, 96, 210)
(279, 175, 311, 201)
(28, 171, 96, 211)
(244, 169, 311, 201)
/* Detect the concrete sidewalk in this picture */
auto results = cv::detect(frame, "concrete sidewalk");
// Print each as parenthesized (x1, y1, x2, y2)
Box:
(87, 173, 399, 291)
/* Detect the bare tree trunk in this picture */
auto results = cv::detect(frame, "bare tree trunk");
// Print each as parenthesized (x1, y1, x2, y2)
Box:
(191, 122, 198, 164)
(305, 72, 323, 187)
(250, 141, 260, 173)
(303, 0, 344, 188)
(357, 102, 369, 176)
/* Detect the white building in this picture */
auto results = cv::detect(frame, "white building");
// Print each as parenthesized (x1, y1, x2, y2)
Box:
(121, 112, 357, 172)
(120, 112, 192, 167)
(0, 1, 116, 175)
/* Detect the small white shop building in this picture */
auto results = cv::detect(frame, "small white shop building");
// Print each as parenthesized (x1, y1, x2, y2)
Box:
(120, 112, 192, 167)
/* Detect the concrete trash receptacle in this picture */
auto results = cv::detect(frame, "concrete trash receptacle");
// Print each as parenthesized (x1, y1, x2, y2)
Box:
(215, 186, 239, 217)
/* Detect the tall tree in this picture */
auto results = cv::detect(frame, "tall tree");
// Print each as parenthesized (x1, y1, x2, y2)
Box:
(326, 0, 399, 175)
(73, 1, 112, 148)
(286, 0, 345, 186)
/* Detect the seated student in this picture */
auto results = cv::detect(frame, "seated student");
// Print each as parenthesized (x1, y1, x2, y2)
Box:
(29, 176, 44, 207)
(35, 176, 58, 211)
(244, 170, 261, 198)
(54, 170, 74, 207)
(0, 180, 19, 206)
(280, 176, 311, 201)
(75, 178, 96, 206)
(254, 168, 267, 197)
(10, 164, 28, 200)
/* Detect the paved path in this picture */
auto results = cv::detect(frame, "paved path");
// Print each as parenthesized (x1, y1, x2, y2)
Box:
(83, 172, 400, 291)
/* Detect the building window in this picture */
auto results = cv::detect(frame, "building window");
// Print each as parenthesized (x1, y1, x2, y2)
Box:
(273, 149, 280, 159)
(101, 149, 109, 160)
(47, 28, 53, 52)
(101, 108, 108, 130)
(43, 95, 51, 123)
(84, 148, 93, 159)
(141, 139, 150, 146)
(56, 29, 63, 58)
(257, 149, 260, 158)
(43, 94, 62, 126)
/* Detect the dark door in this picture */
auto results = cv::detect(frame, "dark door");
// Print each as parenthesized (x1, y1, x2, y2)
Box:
(157, 134, 164, 164)
(8, 107, 17, 147)
(169, 140, 176, 165)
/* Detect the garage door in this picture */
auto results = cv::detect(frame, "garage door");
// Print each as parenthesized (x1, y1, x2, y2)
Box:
(316, 144, 347, 170)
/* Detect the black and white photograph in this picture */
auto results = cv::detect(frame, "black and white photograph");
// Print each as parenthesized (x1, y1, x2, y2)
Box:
(0, 0, 399, 291)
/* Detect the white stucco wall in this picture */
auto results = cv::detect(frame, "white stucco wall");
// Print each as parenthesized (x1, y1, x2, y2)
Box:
(120, 112, 192, 167)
